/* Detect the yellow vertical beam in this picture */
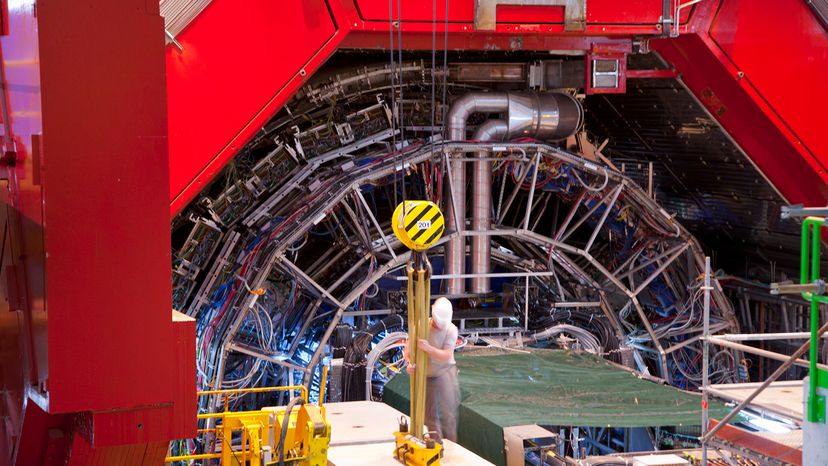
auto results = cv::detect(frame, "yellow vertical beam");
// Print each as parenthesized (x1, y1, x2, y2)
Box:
(407, 262, 420, 437)
(222, 421, 232, 465)
(409, 253, 432, 439)
(414, 265, 426, 438)
(241, 427, 248, 465)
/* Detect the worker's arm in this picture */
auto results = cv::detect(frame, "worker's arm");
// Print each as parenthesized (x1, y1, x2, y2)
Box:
(404, 341, 415, 374)
(418, 335, 455, 363)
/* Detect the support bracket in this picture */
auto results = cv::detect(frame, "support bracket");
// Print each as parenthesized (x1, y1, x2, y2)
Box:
(810, 392, 826, 423)
(781, 204, 828, 220)
(475, 0, 586, 31)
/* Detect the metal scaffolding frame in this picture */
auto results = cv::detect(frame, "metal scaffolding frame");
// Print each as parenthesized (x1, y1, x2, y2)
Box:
(700, 299, 828, 462)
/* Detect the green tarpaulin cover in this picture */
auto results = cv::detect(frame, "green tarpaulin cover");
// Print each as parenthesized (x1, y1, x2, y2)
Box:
(383, 349, 732, 465)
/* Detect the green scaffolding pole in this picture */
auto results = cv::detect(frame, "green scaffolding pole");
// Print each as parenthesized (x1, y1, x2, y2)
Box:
(800, 217, 828, 423)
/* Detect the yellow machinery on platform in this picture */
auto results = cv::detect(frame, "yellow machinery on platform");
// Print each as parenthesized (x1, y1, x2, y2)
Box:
(390, 201, 445, 466)
(165, 376, 331, 465)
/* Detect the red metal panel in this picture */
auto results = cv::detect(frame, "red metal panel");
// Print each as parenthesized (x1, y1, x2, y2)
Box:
(0, 312, 25, 464)
(354, 0, 692, 25)
(356, 0, 474, 22)
(36, 0, 176, 414)
(496, 5, 566, 24)
(168, 0, 705, 212)
(167, 0, 346, 214)
(652, 33, 828, 205)
(344, 0, 697, 42)
(83, 406, 175, 447)
(651, 0, 828, 207)
(1, 0, 46, 394)
(170, 311, 198, 439)
(65, 434, 168, 466)
(709, 0, 828, 175)
(1, 3, 46, 463)
(342, 28, 632, 53)
(11, 401, 69, 466)
(2, 0, 195, 462)
(341, 1, 634, 50)
(0, 1, 8, 36)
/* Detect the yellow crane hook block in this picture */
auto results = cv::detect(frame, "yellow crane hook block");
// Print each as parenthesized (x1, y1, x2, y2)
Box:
(392, 201, 445, 251)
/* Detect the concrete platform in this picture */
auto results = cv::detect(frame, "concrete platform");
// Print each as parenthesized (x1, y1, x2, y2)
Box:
(325, 401, 493, 465)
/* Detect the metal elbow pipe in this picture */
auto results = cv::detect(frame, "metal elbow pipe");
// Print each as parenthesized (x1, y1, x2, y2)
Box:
(446, 92, 510, 140)
(444, 91, 582, 295)
(445, 93, 510, 295)
(506, 91, 583, 140)
(470, 120, 508, 294)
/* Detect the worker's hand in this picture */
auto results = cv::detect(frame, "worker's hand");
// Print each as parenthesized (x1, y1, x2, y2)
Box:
(406, 364, 415, 375)
(418, 338, 434, 354)
(403, 341, 411, 363)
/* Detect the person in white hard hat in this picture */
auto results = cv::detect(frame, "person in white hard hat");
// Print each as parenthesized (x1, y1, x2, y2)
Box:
(404, 296, 460, 442)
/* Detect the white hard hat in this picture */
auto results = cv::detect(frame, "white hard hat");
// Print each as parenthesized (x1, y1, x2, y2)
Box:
(431, 297, 453, 328)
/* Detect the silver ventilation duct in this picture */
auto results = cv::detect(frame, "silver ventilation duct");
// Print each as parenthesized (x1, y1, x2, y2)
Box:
(444, 92, 510, 295)
(470, 120, 508, 294)
(445, 91, 583, 295)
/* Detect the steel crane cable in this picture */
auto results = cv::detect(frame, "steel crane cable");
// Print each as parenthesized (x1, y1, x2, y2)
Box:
(440, 0, 449, 205)
(428, 0, 437, 201)
(397, 0, 407, 212)
(388, 0, 399, 208)
(396, 0, 404, 146)
(443, 0, 449, 121)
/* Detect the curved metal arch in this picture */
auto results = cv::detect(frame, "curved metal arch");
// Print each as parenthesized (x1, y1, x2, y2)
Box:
(174, 63, 741, 412)
(198, 141, 738, 396)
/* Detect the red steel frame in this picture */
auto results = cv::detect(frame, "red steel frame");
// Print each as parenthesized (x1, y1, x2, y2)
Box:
(651, 0, 828, 206)
(1, 0, 826, 464)
(166, 0, 828, 216)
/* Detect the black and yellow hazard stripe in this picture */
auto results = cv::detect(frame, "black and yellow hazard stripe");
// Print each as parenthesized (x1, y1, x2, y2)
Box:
(402, 202, 445, 249)
(392, 200, 445, 251)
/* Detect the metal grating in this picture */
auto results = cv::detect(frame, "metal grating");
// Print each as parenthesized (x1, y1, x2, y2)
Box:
(805, 0, 828, 29)
(585, 75, 801, 280)
(160, 0, 212, 44)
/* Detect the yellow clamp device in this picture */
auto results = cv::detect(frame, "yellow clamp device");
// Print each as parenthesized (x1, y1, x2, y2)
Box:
(392, 201, 445, 251)
(393, 431, 443, 466)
